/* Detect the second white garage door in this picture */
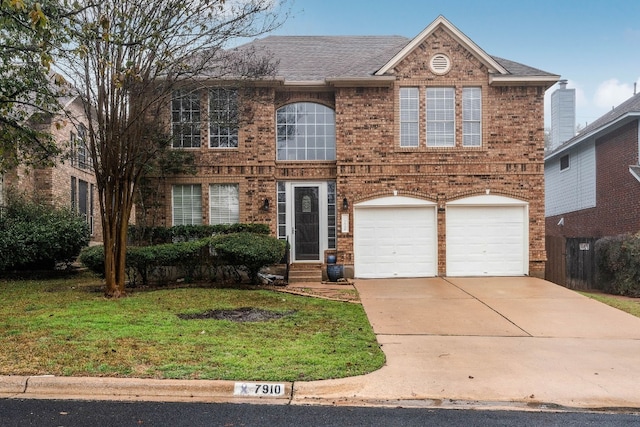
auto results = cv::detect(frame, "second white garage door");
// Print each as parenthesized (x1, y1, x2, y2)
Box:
(446, 195, 528, 276)
(354, 197, 437, 278)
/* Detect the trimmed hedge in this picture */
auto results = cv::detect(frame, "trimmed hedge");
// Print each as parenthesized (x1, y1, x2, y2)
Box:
(211, 232, 286, 284)
(595, 233, 640, 296)
(128, 224, 270, 245)
(80, 232, 285, 286)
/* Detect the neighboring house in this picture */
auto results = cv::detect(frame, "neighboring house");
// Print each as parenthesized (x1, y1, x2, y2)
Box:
(140, 15, 558, 279)
(1, 95, 102, 243)
(545, 91, 640, 239)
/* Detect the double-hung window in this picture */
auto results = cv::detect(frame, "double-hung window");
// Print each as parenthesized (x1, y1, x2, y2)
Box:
(462, 87, 482, 147)
(400, 87, 419, 147)
(426, 87, 455, 147)
(209, 88, 238, 148)
(172, 90, 201, 148)
(172, 184, 202, 225)
(209, 184, 239, 224)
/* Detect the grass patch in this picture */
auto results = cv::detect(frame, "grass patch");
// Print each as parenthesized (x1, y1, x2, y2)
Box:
(0, 271, 384, 381)
(580, 292, 640, 318)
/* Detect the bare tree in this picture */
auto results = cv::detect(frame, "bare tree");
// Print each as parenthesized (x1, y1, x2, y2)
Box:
(58, 0, 286, 297)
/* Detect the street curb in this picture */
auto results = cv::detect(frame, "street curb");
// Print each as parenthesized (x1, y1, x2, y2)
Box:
(0, 376, 293, 404)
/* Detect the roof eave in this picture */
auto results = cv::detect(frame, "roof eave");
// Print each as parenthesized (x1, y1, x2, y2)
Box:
(326, 76, 396, 87)
(545, 112, 640, 161)
(489, 74, 560, 88)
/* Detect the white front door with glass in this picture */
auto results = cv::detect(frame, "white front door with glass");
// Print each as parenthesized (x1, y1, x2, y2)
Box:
(277, 181, 336, 263)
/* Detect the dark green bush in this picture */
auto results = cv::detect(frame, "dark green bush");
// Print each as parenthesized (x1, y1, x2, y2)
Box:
(595, 233, 640, 296)
(80, 239, 213, 286)
(128, 223, 270, 245)
(0, 196, 90, 272)
(211, 232, 286, 284)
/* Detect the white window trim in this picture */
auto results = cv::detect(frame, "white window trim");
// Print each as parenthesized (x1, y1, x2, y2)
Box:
(399, 87, 420, 147)
(462, 87, 482, 147)
(171, 184, 202, 225)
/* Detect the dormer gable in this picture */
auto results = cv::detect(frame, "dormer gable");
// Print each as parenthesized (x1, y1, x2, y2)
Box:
(375, 15, 507, 77)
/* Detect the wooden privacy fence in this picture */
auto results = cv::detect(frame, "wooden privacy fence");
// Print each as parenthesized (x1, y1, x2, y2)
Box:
(545, 236, 599, 290)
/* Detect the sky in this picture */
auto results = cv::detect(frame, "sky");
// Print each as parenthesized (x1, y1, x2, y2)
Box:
(269, 0, 640, 129)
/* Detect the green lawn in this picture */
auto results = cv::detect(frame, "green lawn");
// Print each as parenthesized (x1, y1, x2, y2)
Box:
(579, 292, 640, 318)
(0, 272, 385, 381)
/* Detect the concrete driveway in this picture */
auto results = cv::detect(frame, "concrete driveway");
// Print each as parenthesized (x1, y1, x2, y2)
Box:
(293, 277, 640, 410)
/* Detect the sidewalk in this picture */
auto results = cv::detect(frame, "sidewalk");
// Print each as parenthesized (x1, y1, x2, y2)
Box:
(2, 277, 640, 412)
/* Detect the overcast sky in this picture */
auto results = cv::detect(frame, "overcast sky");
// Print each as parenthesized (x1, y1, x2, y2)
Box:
(271, 0, 640, 128)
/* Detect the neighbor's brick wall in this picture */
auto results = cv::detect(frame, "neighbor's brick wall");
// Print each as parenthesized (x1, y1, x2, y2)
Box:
(546, 120, 640, 238)
(5, 99, 103, 243)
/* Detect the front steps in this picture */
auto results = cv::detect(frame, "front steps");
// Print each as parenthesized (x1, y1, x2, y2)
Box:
(287, 263, 323, 284)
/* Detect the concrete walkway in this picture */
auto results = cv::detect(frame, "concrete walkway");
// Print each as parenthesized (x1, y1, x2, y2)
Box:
(2, 277, 640, 411)
(293, 277, 640, 410)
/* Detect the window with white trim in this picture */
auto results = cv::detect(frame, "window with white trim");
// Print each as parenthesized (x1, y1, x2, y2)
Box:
(400, 87, 419, 147)
(209, 88, 238, 148)
(172, 90, 201, 148)
(276, 103, 336, 161)
(426, 87, 455, 147)
(172, 184, 202, 225)
(560, 154, 570, 171)
(209, 184, 239, 224)
(462, 87, 482, 147)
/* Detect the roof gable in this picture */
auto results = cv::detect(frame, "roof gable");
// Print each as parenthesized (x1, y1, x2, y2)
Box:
(375, 15, 507, 76)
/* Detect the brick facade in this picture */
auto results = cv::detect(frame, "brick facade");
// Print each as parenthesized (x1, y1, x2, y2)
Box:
(546, 120, 640, 238)
(2, 97, 102, 243)
(140, 21, 554, 278)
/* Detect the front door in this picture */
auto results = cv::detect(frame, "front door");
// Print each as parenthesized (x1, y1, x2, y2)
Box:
(294, 186, 320, 261)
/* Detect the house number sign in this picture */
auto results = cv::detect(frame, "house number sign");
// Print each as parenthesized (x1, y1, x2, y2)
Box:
(234, 382, 285, 397)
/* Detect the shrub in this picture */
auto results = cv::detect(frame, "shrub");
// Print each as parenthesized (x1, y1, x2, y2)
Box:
(211, 232, 286, 284)
(128, 223, 270, 245)
(595, 233, 640, 296)
(0, 195, 90, 272)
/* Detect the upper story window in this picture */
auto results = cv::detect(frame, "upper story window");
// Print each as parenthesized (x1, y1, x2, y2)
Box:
(400, 87, 419, 147)
(276, 102, 336, 161)
(462, 87, 482, 147)
(172, 90, 201, 148)
(400, 86, 483, 148)
(209, 88, 238, 148)
(560, 154, 570, 170)
(71, 124, 92, 170)
(426, 87, 455, 147)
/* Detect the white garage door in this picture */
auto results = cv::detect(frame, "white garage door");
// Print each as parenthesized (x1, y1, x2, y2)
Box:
(354, 197, 437, 278)
(446, 196, 528, 276)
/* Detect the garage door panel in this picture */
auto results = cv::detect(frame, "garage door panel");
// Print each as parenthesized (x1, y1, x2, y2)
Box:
(355, 206, 437, 278)
(446, 205, 527, 276)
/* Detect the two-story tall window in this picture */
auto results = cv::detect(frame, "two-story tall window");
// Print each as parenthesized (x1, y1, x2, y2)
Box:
(209, 184, 239, 224)
(276, 103, 336, 161)
(172, 184, 202, 225)
(462, 87, 482, 147)
(172, 90, 201, 148)
(426, 87, 455, 147)
(400, 87, 419, 147)
(209, 88, 238, 148)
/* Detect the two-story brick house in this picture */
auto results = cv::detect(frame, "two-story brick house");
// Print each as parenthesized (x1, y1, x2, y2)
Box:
(141, 16, 558, 279)
(1, 94, 102, 243)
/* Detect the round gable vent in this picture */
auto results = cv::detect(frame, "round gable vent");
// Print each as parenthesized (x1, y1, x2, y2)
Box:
(430, 53, 451, 75)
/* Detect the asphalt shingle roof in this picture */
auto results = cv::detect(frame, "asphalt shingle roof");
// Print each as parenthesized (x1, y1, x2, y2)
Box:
(546, 91, 640, 158)
(235, 35, 555, 82)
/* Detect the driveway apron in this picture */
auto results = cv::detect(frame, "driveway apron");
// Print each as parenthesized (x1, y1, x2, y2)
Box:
(293, 277, 640, 409)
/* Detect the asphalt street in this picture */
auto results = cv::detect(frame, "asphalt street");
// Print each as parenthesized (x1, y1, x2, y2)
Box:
(1, 399, 639, 427)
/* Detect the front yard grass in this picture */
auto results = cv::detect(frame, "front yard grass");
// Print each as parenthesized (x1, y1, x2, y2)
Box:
(579, 291, 640, 318)
(0, 272, 385, 381)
